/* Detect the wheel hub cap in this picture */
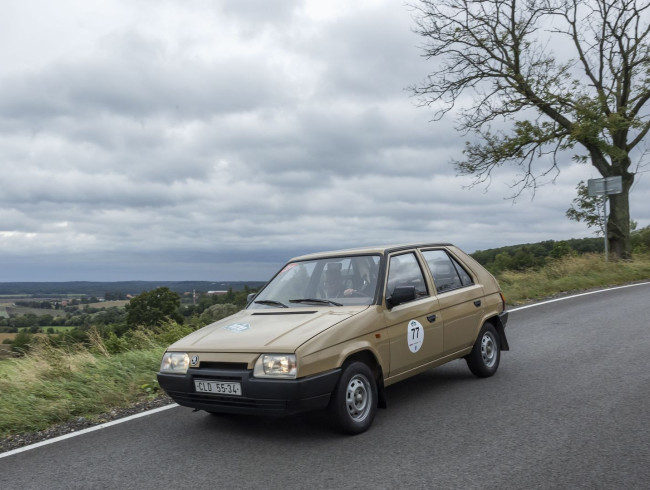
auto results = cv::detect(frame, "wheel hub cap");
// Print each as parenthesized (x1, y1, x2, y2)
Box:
(346, 374, 371, 421)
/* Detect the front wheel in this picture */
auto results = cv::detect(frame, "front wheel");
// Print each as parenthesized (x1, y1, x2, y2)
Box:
(328, 361, 377, 435)
(466, 323, 501, 378)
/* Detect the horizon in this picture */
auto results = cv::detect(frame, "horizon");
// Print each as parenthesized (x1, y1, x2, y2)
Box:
(0, 233, 609, 284)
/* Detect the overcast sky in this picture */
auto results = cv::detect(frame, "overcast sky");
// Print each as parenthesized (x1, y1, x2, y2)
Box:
(1, 0, 648, 282)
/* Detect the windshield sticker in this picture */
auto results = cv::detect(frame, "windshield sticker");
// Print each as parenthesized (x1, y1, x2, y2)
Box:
(223, 323, 250, 332)
(407, 320, 424, 353)
(279, 263, 298, 274)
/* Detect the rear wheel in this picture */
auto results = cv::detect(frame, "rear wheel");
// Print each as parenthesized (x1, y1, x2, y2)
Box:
(466, 323, 500, 377)
(329, 361, 377, 435)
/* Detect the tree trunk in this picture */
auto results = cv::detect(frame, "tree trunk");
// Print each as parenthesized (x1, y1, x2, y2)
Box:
(607, 171, 634, 259)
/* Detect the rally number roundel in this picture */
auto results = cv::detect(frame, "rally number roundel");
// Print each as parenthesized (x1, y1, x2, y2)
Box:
(407, 320, 424, 353)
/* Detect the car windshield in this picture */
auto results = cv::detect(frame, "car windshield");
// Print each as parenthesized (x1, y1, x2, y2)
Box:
(249, 254, 381, 308)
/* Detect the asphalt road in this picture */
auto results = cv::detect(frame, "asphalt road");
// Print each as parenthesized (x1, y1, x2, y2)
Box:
(1, 283, 649, 489)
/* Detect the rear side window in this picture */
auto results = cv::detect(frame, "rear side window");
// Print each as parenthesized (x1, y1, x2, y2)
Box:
(386, 252, 429, 299)
(422, 250, 474, 293)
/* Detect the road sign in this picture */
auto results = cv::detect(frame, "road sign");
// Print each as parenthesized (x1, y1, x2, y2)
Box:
(587, 176, 623, 262)
(588, 176, 623, 196)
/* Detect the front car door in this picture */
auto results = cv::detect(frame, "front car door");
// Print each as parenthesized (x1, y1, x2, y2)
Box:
(383, 251, 443, 378)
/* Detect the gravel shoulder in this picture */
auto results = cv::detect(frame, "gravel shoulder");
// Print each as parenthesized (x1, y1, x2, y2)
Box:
(0, 395, 174, 455)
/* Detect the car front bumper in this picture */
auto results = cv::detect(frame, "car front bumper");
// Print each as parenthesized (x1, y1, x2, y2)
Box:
(157, 366, 341, 416)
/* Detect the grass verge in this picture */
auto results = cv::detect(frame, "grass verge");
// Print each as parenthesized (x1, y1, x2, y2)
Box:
(497, 253, 650, 305)
(0, 342, 164, 438)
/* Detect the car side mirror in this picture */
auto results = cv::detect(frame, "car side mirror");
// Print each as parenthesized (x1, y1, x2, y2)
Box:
(247, 293, 257, 305)
(386, 285, 416, 308)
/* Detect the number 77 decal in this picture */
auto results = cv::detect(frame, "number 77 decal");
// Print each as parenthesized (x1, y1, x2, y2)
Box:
(407, 320, 424, 353)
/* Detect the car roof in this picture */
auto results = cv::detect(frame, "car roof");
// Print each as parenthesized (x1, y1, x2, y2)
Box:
(290, 243, 454, 262)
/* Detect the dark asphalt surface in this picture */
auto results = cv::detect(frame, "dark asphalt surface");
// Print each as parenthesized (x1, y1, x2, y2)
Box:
(1, 283, 649, 489)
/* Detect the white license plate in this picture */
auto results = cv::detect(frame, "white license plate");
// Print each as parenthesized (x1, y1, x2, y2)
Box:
(194, 380, 242, 396)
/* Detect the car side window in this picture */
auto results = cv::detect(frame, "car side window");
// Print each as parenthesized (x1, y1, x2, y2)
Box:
(386, 253, 428, 300)
(422, 250, 474, 293)
(452, 257, 474, 287)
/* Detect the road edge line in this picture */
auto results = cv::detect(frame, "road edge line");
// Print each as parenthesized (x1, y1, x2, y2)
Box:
(0, 403, 179, 459)
(508, 281, 650, 313)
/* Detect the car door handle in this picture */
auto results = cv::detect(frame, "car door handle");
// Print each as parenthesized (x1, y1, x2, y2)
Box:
(427, 314, 437, 323)
(473, 300, 481, 307)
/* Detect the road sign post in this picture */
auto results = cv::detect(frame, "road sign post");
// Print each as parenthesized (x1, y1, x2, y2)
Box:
(587, 176, 623, 261)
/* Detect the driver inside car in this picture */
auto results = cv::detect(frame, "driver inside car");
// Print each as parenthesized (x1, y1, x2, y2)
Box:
(323, 262, 372, 298)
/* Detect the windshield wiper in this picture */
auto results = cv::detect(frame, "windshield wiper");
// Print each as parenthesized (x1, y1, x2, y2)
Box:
(254, 300, 289, 308)
(289, 298, 343, 307)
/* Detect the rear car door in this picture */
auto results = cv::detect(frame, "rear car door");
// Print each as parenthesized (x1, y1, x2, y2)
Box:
(420, 249, 485, 356)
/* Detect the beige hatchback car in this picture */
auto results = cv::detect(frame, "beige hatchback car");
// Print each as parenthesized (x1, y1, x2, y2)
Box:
(158, 243, 509, 434)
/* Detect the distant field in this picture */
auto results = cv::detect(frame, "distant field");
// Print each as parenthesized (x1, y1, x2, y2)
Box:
(35, 326, 77, 333)
(88, 300, 129, 308)
(4, 305, 67, 318)
(0, 300, 127, 319)
(0, 328, 75, 340)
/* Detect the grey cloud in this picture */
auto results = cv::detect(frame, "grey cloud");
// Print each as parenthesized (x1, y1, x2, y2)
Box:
(0, 0, 648, 282)
(0, 39, 292, 123)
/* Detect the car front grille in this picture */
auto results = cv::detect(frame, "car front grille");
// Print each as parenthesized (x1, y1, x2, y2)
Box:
(196, 362, 249, 371)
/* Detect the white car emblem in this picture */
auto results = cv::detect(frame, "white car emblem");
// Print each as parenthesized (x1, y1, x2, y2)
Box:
(190, 355, 199, 366)
(223, 323, 250, 332)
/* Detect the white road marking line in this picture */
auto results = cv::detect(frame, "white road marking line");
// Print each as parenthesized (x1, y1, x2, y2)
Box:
(0, 403, 179, 459)
(508, 281, 650, 313)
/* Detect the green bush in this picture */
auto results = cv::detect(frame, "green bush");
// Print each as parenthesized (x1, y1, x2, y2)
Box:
(103, 332, 131, 354)
(199, 303, 239, 325)
(10, 331, 32, 355)
(632, 225, 650, 254)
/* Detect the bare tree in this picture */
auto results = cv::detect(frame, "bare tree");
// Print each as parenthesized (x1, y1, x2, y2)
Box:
(411, 0, 650, 259)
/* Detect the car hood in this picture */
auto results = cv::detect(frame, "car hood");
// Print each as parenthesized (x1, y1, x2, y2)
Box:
(167, 306, 369, 353)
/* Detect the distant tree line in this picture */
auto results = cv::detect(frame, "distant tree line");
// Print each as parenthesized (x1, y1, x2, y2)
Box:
(472, 227, 650, 274)
(14, 297, 101, 309)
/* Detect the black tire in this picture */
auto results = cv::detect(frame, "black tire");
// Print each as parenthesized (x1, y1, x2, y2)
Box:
(328, 361, 377, 435)
(466, 323, 501, 378)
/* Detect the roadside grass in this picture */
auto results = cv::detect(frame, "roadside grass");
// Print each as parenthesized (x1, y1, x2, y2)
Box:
(0, 322, 199, 439)
(0, 253, 649, 440)
(497, 253, 650, 305)
(0, 339, 165, 438)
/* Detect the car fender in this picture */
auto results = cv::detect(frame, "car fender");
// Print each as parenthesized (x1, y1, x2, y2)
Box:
(298, 336, 388, 380)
